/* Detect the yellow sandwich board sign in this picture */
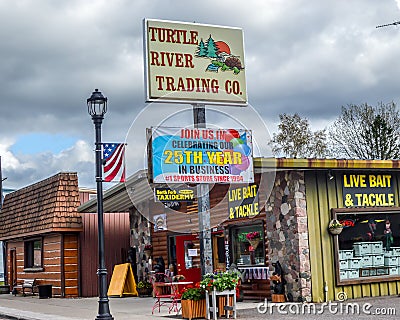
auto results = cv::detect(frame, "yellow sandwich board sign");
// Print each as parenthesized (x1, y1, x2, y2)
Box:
(107, 263, 138, 297)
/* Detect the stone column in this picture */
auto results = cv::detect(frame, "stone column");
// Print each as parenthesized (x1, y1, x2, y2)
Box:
(265, 171, 311, 302)
(129, 207, 152, 282)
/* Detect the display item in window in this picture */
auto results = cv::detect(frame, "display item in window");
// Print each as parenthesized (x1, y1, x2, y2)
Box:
(246, 231, 261, 250)
(384, 219, 394, 251)
(367, 218, 377, 240)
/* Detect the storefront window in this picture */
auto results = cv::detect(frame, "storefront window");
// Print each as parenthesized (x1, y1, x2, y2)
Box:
(333, 208, 400, 285)
(231, 224, 264, 266)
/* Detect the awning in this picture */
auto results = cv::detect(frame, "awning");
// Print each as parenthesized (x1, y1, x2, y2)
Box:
(78, 169, 152, 213)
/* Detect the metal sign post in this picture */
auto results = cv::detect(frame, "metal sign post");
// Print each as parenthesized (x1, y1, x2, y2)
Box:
(193, 104, 213, 275)
(144, 19, 249, 276)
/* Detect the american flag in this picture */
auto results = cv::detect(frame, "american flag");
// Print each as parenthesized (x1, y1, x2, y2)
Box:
(102, 143, 126, 182)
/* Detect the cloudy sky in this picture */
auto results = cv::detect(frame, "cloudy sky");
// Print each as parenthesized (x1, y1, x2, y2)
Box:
(2, 0, 400, 190)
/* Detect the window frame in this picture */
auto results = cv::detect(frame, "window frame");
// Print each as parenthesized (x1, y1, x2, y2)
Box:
(332, 207, 400, 286)
(230, 221, 265, 267)
(24, 237, 44, 272)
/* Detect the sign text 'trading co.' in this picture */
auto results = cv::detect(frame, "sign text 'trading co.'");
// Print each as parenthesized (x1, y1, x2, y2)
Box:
(144, 19, 247, 106)
(342, 173, 395, 207)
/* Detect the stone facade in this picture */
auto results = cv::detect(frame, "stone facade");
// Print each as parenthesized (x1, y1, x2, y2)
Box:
(265, 170, 311, 302)
(129, 207, 152, 282)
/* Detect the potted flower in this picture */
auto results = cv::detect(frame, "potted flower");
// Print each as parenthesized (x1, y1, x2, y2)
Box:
(246, 231, 261, 250)
(328, 219, 343, 235)
(137, 280, 153, 297)
(200, 270, 240, 318)
(181, 284, 206, 320)
(200, 270, 240, 292)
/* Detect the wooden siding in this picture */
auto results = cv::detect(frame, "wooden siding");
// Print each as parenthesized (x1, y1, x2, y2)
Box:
(305, 171, 400, 302)
(79, 212, 130, 297)
(152, 231, 168, 266)
(7, 233, 79, 297)
(63, 234, 79, 297)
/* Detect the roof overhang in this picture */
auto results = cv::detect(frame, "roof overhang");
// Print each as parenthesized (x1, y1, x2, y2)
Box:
(78, 169, 151, 213)
(80, 158, 400, 213)
(255, 157, 400, 172)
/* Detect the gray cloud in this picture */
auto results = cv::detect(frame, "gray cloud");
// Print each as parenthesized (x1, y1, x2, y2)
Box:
(2, 0, 400, 189)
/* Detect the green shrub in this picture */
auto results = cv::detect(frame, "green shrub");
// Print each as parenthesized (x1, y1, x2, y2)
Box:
(200, 270, 240, 291)
(137, 280, 152, 289)
(181, 287, 205, 301)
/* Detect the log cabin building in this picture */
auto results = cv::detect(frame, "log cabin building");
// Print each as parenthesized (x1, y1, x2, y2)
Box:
(0, 172, 129, 297)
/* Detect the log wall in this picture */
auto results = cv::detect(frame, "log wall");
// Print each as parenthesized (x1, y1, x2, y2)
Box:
(7, 233, 79, 297)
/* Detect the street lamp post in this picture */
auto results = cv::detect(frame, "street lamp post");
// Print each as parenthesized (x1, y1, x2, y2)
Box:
(87, 89, 114, 320)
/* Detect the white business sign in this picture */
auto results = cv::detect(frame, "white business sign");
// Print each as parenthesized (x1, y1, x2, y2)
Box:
(144, 19, 247, 106)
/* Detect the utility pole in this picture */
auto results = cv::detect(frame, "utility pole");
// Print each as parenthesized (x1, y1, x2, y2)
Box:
(193, 104, 213, 276)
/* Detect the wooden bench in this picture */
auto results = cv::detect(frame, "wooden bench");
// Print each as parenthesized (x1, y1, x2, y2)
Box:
(13, 279, 37, 296)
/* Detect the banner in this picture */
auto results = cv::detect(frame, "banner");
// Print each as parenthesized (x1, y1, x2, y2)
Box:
(102, 143, 126, 182)
(150, 127, 254, 184)
(144, 19, 247, 106)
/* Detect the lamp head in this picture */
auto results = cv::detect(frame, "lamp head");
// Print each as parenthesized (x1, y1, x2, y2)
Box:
(87, 88, 107, 117)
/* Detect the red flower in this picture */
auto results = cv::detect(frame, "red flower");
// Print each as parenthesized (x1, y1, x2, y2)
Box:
(246, 231, 260, 240)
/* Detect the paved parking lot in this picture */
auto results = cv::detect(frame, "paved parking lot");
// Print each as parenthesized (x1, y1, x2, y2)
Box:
(238, 296, 400, 319)
(0, 293, 399, 320)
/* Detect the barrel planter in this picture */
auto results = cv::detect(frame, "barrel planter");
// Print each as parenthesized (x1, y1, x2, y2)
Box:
(181, 299, 206, 320)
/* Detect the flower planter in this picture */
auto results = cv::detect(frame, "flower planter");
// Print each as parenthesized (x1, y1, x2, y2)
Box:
(329, 227, 343, 235)
(328, 219, 343, 235)
(248, 238, 261, 250)
(205, 288, 237, 319)
(272, 293, 285, 302)
(181, 299, 206, 320)
(217, 294, 234, 317)
(137, 287, 153, 297)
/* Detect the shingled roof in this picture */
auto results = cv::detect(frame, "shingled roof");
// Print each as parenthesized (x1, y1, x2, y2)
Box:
(0, 172, 83, 240)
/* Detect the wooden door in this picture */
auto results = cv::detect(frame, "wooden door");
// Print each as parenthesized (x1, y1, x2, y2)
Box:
(10, 249, 16, 287)
(212, 233, 226, 271)
(176, 234, 201, 284)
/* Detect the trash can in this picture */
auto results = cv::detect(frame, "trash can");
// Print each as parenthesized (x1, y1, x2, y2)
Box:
(38, 284, 52, 299)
